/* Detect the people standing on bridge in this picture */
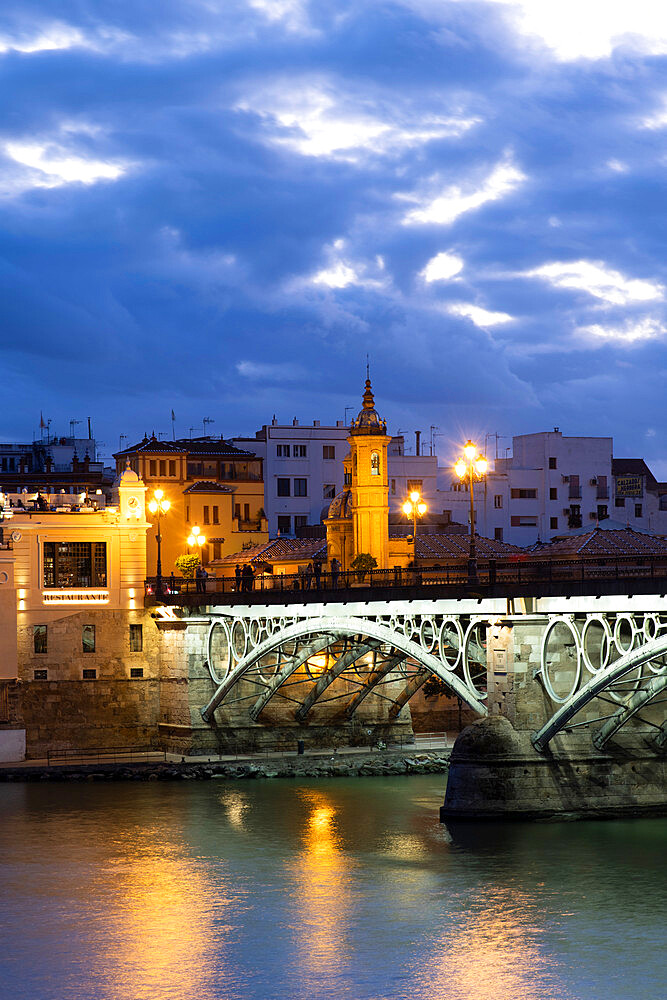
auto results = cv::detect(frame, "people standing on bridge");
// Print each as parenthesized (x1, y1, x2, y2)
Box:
(331, 557, 340, 589)
(195, 565, 203, 593)
(313, 557, 322, 589)
(304, 563, 313, 590)
(242, 563, 254, 592)
(235, 564, 242, 592)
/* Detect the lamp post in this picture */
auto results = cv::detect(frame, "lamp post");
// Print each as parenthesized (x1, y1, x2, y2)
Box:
(187, 524, 206, 563)
(455, 441, 488, 584)
(148, 488, 170, 595)
(402, 489, 427, 548)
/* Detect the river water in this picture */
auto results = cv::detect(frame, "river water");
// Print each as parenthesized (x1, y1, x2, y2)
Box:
(0, 776, 664, 1000)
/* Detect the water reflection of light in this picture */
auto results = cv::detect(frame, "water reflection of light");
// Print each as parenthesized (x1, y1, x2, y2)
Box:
(412, 885, 561, 1000)
(220, 789, 250, 830)
(97, 841, 232, 1000)
(290, 790, 355, 981)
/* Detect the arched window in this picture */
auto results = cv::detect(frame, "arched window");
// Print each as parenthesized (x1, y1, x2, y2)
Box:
(371, 451, 380, 476)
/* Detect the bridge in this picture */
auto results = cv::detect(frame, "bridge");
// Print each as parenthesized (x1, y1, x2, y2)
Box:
(153, 580, 667, 816)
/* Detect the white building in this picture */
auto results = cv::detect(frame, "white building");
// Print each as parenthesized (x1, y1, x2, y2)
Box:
(437, 429, 667, 545)
(232, 421, 439, 537)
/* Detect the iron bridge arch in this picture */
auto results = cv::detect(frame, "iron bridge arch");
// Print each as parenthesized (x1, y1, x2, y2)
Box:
(199, 613, 490, 724)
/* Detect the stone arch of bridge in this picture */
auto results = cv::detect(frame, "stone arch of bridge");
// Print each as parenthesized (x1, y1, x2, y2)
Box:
(532, 633, 667, 752)
(199, 615, 488, 723)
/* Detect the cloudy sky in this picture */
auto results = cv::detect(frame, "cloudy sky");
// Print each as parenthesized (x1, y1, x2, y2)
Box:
(3, 1, 667, 469)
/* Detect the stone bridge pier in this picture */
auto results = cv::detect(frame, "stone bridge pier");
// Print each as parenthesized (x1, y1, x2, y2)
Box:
(442, 597, 667, 820)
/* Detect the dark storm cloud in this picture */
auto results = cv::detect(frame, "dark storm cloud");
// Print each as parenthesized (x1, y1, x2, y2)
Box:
(2, 0, 667, 467)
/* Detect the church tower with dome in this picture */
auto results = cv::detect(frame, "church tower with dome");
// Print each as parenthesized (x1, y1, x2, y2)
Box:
(325, 377, 391, 570)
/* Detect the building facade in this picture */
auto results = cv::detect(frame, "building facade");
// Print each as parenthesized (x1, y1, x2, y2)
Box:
(115, 436, 268, 576)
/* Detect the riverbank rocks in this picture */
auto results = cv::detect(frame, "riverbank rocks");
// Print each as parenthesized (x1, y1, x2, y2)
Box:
(0, 749, 450, 783)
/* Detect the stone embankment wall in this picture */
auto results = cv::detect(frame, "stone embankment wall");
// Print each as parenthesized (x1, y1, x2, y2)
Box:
(0, 749, 449, 783)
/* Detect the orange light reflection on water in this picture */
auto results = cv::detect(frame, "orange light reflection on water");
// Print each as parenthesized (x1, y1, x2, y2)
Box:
(95, 838, 232, 1000)
(289, 790, 356, 979)
(412, 885, 560, 1000)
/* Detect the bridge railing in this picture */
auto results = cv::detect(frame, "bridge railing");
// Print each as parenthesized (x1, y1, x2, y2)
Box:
(145, 556, 667, 600)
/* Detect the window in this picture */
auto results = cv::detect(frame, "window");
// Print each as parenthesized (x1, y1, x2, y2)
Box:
(43, 542, 107, 588)
(323, 484, 336, 499)
(159, 460, 166, 476)
(277, 478, 290, 497)
(550, 487, 558, 501)
(149, 460, 157, 476)
(344, 471, 352, 486)
(323, 446, 335, 460)
(185, 505, 190, 522)
(294, 445, 307, 458)
(597, 505, 608, 521)
(635, 504, 643, 518)
(129, 624, 143, 652)
(294, 515, 308, 530)
(33, 625, 47, 654)
(568, 475, 581, 499)
(511, 488, 537, 499)
(510, 515, 538, 527)
(294, 478, 308, 497)
(494, 495, 503, 509)
(597, 475, 608, 499)
(615, 497, 625, 508)
(213, 541, 221, 560)
(494, 527, 503, 541)
(568, 504, 582, 528)
(33, 669, 48, 681)
(277, 444, 290, 457)
(277, 515, 291, 534)
(371, 451, 380, 476)
(244, 503, 250, 521)
(213, 505, 219, 524)
(82, 668, 96, 680)
(549, 457, 557, 469)
(82, 625, 95, 653)
(169, 460, 176, 476)
(391, 479, 396, 495)
(130, 667, 144, 679)
(234, 503, 241, 519)
(203, 505, 210, 524)
(550, 517, 558, 530)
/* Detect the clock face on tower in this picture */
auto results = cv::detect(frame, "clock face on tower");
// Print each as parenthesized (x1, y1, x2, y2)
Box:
(127, 496, 139, 510)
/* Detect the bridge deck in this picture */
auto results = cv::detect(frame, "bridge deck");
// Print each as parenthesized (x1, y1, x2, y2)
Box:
(146, 572, 667, 610)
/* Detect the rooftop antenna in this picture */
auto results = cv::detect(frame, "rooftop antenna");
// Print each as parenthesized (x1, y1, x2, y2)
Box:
(203, 417, 215, 435)
(70, 419, 81, 441)
(189, 426, 197, 439)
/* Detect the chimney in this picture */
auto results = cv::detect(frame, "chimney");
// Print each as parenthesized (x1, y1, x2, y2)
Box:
(415, 430, 421, 456)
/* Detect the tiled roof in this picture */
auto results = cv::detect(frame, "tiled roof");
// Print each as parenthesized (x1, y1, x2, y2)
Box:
(182, 481, 233, 494)
(114, 434, 257, 459)
(415, 534, 524, 559)
(220, 537, 327, 565)
(531, 526, 667, 558)
(175, 437, 255, 457)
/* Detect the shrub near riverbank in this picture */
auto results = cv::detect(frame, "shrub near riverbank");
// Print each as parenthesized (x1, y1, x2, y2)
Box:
(0, 750, 450, 783)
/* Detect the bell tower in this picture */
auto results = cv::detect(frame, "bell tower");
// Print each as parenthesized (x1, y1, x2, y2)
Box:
(348, 378, 390, 569)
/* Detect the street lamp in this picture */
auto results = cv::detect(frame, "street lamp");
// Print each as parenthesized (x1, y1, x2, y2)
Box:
(147, 488, 170, 595)
(454, 441, 488, 584)
(402, 489, 427, 546)
(187, 524, 206, 563)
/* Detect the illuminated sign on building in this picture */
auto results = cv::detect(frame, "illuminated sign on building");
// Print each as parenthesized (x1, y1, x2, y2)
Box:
(615, 475, 643, 498)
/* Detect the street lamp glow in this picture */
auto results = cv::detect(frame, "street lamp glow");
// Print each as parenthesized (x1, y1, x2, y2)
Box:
(148, 489, 170, 596)
(403, 489, 427, 546)
(463, 440, 477, 462)
(453, 441, 488, 585)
